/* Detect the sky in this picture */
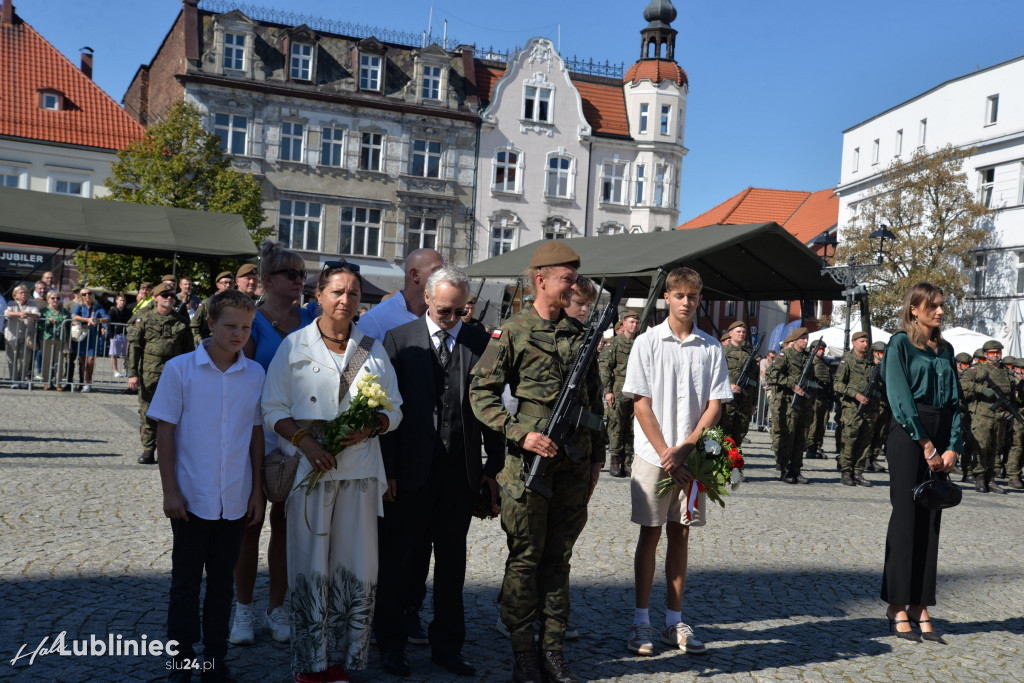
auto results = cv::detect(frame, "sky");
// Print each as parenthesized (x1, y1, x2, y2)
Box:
(18, 0, 1024, 222)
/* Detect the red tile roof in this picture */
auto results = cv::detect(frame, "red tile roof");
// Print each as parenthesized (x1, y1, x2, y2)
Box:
(0, 11, 144, 150)
(474, 62, 631, 138)
(624, 59, 688, 87)
(678, 187, 838, 244)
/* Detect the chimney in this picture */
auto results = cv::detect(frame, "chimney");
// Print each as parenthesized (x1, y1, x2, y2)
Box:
(2, 0, 14, 25)
(80, 47, 94, 80)
(183, 0, 200, 62)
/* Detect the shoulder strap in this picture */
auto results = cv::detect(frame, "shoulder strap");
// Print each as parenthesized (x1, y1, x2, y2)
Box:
(256, 304, 289, 339)
(338, 335, 375, 403)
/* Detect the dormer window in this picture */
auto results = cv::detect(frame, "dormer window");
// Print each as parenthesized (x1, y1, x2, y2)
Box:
(290, 43, 313, 80)
(224, 33, 245, 71)
(359, 54, 381, 90)
(422, 66, 441, 100)
(40, 92, 62, 110)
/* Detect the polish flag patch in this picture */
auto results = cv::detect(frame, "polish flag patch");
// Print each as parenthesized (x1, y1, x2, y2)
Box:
(491, 329, 502, 339)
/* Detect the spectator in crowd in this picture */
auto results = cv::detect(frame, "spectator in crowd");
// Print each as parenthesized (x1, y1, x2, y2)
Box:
(37, 290, 69, 390)
(148, 288, 266, 683)
(460, 296, 488, 332)
(176, 276, 201, 319)
(192, 272, 235, 344)
(69, 288, 108, 393)
(65, 287, 81, 314)
(229, 242, 316, 647)
(40, 271, 55, 289)
(108, 293, 132, 378)
(4, 285, 40, 388)
(236, 264, 259, 299)
(261, 262, 402, 682)
(565, 275, 598, 323)
(881, 282, 960, 644)
(31, 280, 48, 308)
(133, 282, 154, 313)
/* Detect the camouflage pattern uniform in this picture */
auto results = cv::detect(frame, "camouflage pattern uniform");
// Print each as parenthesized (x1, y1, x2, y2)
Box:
(833, 350, 877, 480)
(767, 342, 815, 480)
(599, 332, 634, 477)
(805, 352, 833, 459)
(470, 306, 605, 654)
(128, 306, 193, 458)
(957, 357, 979, 479)
(960, 359, 1012, 487)
(720, 342, 757, 448)
(1007, 358, 1024, 488)
(866, 344, 890, 471)
(190, 296, 212, 346)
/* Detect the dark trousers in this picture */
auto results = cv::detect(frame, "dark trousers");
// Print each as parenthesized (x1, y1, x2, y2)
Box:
(168, 513, 247, 661)
(376, 457, 475, 657)
(880, 404, 951, 606)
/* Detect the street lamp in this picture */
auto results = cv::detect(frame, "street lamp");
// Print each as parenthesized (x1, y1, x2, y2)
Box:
(868, 225, 897, 264)
(821, 226, 897, 352)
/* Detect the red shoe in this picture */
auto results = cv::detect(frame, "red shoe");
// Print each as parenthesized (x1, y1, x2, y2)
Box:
(294, 672, 325, 683)
(324, 664, 349, 682)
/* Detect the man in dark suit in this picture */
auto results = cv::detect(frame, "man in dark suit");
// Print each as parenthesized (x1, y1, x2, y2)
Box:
(377, 267, 505, 677)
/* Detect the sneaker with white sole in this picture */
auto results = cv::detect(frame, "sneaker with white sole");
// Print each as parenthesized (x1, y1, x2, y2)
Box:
(229, 604, 256, 645)
(81, 384, 91, 393)
(661, 622, 707, 654)
(263, 606, 290, 643)
(113, 371, 122, 378)
(627, 623, 654, 656)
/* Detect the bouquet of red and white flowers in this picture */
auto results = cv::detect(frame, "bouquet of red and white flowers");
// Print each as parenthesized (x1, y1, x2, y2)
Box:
(656, 426, 745, 518)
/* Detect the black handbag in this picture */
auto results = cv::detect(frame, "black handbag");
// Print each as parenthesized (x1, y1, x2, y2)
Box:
(911, 471, 962, 510)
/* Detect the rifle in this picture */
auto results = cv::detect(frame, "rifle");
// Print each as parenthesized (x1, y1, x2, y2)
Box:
(733, 348, 758, 398)
(524, 281, 625, 499)
(857, 361, 883, 418)
(790, 340, 825, 410)
(982, 370, 1024, 425)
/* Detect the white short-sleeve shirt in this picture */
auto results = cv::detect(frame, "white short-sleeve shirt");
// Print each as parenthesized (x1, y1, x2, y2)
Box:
(622, 319, 733, 467)
(147, 341, 266, 521)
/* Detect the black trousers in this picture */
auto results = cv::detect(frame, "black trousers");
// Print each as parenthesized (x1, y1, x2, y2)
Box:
(167, 513, 247, 661)
(376, 457, 475, 657)
(880, 403, 951, 606)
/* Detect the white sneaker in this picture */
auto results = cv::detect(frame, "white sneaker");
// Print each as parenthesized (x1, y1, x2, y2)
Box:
(661, 622, 707, 654)
(229, 604, 256, 645)
(113, 371, 122, 378)
(81, 384, 91, 393)
(263, 606, 290, 643)
(627, 623, 654, 656)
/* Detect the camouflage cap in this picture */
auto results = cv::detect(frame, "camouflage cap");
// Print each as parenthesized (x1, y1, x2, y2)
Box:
(954, 352, 972, 364)
(973, 348, 985, 359)
(529, 241, 580, 269)
(215, 271, 234, 282)
(871, 341, 886, 352)
(851, 330, 868, 342)
(236, 263, 258, 278)
(783, 326, 809, 344)
(728, 320, 747, 331)
(1013, 358, 1024, 369)
(982, 339, 1003, 352)
(152, 281, 176, 296)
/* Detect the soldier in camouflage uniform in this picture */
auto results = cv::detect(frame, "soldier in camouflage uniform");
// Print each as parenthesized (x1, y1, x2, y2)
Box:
(769, 341, 791, 456)
(470, 242, 605, 683)
(954, 351, 977, 481)
(767, 327, 816, 484)
(191, 270, 235, 345)
(1007, 357, 1024, 489)
(720, 321, 758, 449)
(832, 331, 877, 486)
(960, 340, 1011, 493)
(805, 342, 832, 459)
(128, 281, 194, 464)
(865, 341, 890, 472)
(600, 309, 639, 478)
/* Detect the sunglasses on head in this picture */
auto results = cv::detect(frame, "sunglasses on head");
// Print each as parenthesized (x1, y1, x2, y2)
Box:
(269, 268, 308, 281)
(321, 260, 361, 275)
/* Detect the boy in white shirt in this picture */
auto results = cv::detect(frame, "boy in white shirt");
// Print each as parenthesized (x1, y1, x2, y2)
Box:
(622, 267, 733, 657)
(149, 289, 266, 682)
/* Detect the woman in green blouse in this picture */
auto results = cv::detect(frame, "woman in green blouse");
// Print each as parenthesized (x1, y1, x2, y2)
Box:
(37, 291, 70, 390)
(880, 282, 960, 644)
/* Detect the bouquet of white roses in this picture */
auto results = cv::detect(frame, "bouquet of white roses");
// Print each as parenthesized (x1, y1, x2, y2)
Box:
(655, 426, 745, 517)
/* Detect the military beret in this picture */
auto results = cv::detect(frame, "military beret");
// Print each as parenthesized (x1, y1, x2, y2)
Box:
(851, 331, 868, 342)
(152, 281, 176, 296)
(728, 320, 747, 331)
(871, 341, 886, 352)
(621, 309, 639, 320)
(720, 332, 731, 342)
(216, 271, 234, 282)
(954, 352, 972, 364)
(982, 339, 1003, 352)
(973, 348, 985, 359)
(529, 241, 580, 269)
(161, 274, 177, 282)
(783, 326, 809, 344)
(236, 263, 258, 278)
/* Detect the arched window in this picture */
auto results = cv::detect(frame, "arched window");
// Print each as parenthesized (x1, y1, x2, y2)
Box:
(492, 147, 522, 194)
(545, 154, 573, 199)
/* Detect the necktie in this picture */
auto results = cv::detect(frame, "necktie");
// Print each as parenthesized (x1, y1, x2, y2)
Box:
(436, 329, 450, 366)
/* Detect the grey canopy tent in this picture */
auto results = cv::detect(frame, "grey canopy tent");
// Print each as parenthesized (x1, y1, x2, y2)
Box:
(464, 222, 845, 327)
(0, 185, 258, 259)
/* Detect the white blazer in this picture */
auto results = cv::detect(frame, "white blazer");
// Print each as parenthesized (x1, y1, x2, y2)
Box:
(261, 320, 403, 514)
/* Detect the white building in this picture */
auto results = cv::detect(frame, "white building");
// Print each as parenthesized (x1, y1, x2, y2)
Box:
(835, 55, 1024, 335)
(471, 0, 688, 262)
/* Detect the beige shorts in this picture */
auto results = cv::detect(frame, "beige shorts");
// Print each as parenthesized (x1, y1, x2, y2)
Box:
(630, 456, 706, 527)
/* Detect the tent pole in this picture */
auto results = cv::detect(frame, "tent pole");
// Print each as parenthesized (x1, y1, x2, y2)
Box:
(639, 269, 666, 333)
(82, 244, 89, 283)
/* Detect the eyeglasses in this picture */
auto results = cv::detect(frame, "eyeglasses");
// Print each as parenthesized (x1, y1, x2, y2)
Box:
(80, 292, 93, 296)
(435, 307, 469, 318)
(269, 268, 308, 281)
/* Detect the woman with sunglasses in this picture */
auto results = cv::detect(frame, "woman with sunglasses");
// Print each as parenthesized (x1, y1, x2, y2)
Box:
(69, 287, 108, 392)
(229, 241, 317, 648)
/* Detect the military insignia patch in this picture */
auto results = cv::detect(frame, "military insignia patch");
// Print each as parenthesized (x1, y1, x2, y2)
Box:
(491, 329, 502, 338)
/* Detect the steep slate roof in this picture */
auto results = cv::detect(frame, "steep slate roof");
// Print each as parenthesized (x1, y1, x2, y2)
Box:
(474, 62, 631, 138)
(0, 10, 144, 150)
(679, 187, 838, 245)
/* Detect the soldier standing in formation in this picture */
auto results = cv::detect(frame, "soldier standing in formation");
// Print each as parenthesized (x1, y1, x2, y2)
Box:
(719, 321, 757, 449)
(470, 242, 605, 683)
(954, 351, 977, 481)
(1006, 357, 1024, 489)
(866, 341, 891, 472)
(805, 341, 832, 460)
(601, 309, 639, 477)
(832, 331, 877, 486)
(192, 270, 236, 345)
(127, 281, 194, 464)
(768, 327, 815, 484)
(769, 339, 793, 458)
(960, 339, 1011, 493)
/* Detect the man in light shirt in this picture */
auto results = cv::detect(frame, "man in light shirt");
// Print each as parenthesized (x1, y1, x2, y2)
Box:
(356, 248, 443, 341)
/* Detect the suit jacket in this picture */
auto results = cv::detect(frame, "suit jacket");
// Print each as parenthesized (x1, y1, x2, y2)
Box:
(381, 316, 505, 493)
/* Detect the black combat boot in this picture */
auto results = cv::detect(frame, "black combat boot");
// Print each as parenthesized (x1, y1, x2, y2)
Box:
(840, 471, 855, 486)
(609, 456, 624, 478)
(1009, 475, 1023, 489)
(512, 651, 543, 683)
(792, 469, 809, 484)
(138, 449, 156, 465)
(853, 472, 873, 487)
(987, 475, 1006, 494)
(540, 650, 579, 683)
(805, 447, 817, 460)
(623, 455, 633, 477)
(975, 477, 988, 493)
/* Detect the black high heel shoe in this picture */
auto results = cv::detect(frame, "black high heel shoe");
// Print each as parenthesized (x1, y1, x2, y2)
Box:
(886, 611, 922, 642)
(908, 615, 947, 644)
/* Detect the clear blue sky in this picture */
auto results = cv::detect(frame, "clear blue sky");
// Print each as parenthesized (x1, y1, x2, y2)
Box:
(21, 0, 1024, 221)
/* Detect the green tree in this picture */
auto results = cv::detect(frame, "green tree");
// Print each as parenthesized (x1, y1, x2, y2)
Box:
(834, 144, 990, 330)
(76, 100, 269, 294)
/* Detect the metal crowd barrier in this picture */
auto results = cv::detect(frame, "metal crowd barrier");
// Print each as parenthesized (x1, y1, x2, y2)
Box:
(0, 319, 130, 392)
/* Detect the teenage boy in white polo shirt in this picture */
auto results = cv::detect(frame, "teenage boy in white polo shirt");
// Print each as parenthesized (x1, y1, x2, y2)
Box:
(149, 289, 266, 682)
(622, 267, 732, 657)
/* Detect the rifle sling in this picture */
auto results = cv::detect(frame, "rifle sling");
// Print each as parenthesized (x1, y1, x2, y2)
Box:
(518, 400, 603, 432)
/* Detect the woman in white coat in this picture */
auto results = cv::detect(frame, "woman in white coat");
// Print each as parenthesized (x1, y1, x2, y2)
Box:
(262, 263, 402, 683)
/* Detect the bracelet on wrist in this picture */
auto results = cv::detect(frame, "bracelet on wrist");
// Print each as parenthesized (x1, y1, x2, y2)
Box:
(291, 428, 309, 448)
(924, 449, 938, 461)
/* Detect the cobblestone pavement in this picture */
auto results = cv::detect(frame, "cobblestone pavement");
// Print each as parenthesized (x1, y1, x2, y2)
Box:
(2, 387, 1023, 682)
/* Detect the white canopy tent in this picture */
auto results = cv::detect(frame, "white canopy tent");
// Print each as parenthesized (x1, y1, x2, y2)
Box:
(997, 301, 1023, 357)
(943, 326, 993, 357)
(809, 326, 892, 358)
